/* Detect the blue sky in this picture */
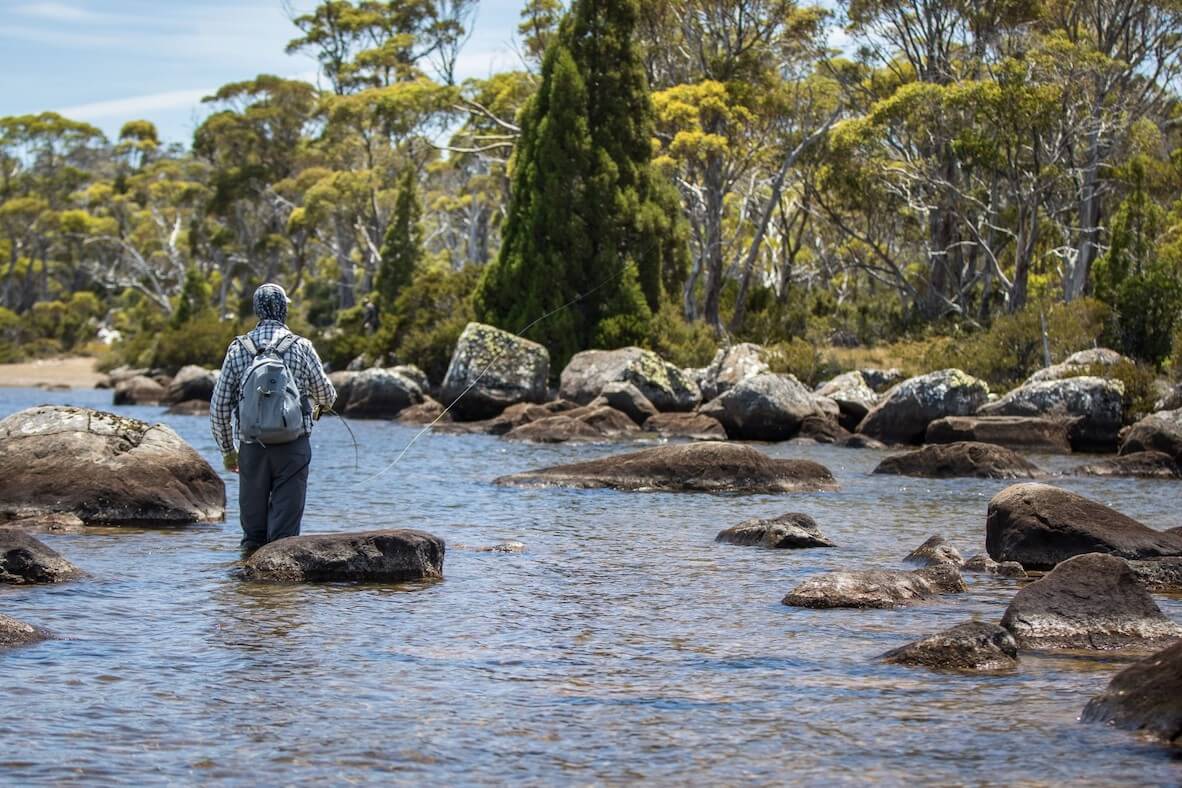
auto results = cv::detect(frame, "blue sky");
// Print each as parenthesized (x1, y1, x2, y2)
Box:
(0, 0, 526, 146)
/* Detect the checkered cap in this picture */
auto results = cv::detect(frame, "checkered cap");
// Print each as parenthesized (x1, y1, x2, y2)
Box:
(252, 283, 290, 323)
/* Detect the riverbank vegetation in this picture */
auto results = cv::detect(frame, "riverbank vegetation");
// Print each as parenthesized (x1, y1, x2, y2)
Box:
(2, 0, 1181, 389)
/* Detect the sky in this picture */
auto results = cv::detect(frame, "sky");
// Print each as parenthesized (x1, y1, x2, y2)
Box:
(0, 0, 526, 147)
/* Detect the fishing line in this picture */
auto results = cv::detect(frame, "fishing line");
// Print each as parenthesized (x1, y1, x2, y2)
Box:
(356, 270, 627, 487)
(319, 405, 361, 471)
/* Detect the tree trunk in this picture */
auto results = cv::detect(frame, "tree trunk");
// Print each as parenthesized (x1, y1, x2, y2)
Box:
(1066, 124, 1102, 301)
(701, 154, 725, 331)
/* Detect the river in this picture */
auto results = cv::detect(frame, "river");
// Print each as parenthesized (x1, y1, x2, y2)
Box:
(1, 386, 1179, 785)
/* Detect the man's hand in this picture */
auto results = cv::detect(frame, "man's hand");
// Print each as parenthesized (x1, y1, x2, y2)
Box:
(223, 450, 239, 474)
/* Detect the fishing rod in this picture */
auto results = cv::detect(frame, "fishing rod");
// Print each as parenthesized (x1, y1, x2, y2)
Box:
(356, 270, 627, 486)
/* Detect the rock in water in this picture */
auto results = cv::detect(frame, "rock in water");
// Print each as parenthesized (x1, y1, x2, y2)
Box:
(963, 554, 1027, 578)
(1082, 639, 1182, 745)
(0, 614, 50, 650)
(1119, 409, 1182, 462)
(503, 406, 638, 443)
(999, 553, 1182, 650)
(588, 381, 658, 426)
(439, 323, 549, 421)
(1124, 557, 1182, 593)
(332, 368, 424, 419)
(874, 442, 1042, 479)
(882, 621, 1019, 672)
(904, 534, 964, 567)
(242, 529, 445, 583)
(715, 513, 834, 549)
(495, 442, 838, 494)
(782, 564, 966, 609)
(164, 365, 218, 404)
(559, 347, 700, 412)
(815, 371, 878, 430)
(696, 343, 772, 401)
(985, 483, 1182, 569)
(924, 415, 1074, 453)
(699, 372, 822, 441)
(858, 369, 990, 445)
(1074, 451, 1182, 479)
(642, 412, 727, 442)
(0, 528, 81, 584)
(166, 400, 210, 416)
(113, 375, 166, 406)
(398, 397, 448, 425)
(0, 406, 225, 524)
(978, 376, 1124, 451)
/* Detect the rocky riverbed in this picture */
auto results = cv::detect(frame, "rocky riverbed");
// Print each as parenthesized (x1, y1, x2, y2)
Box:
(1, 385, 1180, 784)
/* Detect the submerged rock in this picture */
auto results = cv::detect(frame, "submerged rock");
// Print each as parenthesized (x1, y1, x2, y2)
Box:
(1074, 451, 1182, 479)
(166, 400, 210, 416)
(924, 415, 1074, 454)
(782, 564, 966, 609)
(1119, 409, 1182, 462)
(1, 513, 87, 534)
(978, 376, 1124, 451)
(999, 553, 1182, 650)
(858, 369, 990, 445)
(503, 405, 638, 443)
(242, 529, 445, 583)
(495, 442, 838, 494)
(874, 442, 1042, 479)
(963, 554, 1027, 578)
(882, 621, 1019, 672)
(0, 406, 225, 524)
(715, 512, 834, 549)
(440, 322, 549, 421)
(904, 534, 964, 567)
(839, 434, 887, 450)
(0, 614, 50, 650)
(1082, 639, 1182, 745)
(0, 528, 81, 584)
(113, 375, 166, 406)
(559, 347, 700, 412)
(642, 412, 727, 442)
(699, 372, 821, 441)
(985, 483, 1182, 569)
(454, 541, 526, 554)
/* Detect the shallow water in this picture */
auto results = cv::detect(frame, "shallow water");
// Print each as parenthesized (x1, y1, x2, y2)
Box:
(1, 386, 1180, 785)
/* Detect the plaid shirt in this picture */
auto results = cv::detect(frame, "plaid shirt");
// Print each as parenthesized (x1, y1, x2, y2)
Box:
(209, 320, 336, 453)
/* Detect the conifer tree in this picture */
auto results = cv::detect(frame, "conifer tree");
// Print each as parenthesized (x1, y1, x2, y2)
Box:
(473, 0, 687, 369)
(376, 168, 423, 314)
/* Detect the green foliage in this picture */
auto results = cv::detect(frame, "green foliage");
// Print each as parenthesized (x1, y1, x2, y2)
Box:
(1087, 360, 1157, 425)
(378, 264, 478, 383)
(767, 338, 835, 388)
(646, 300, 718, 368)
(922, 299, 1112, 389)
(474, 0, 687, 372)
(153, 310, 243, 373)
(172, 267, 213, 327)
(0, 306, 25, 362)
(376, 169, 422, 313)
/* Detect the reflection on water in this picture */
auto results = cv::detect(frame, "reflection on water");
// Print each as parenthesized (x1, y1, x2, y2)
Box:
(1, 387, 1180, 784)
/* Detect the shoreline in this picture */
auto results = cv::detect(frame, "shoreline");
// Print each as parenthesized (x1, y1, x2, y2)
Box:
(0, 356, 103, 389)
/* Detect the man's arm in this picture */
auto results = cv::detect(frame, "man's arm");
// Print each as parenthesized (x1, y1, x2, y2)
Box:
(209, 340, 243, 467)
(301, 339, 337, 409)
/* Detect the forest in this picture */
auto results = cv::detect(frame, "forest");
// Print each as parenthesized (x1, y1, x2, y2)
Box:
(2, 0, 1181, 392)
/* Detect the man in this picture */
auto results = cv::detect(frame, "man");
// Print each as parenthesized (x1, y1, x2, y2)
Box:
(210, 283, 336, 551)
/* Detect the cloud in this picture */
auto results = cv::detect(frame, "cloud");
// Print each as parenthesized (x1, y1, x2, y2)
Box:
(13, 1, 97, 22)
(56, 88, 214, 121)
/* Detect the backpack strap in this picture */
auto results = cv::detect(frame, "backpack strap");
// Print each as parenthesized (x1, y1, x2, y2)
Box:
(237, 335, 259, 356)
(271, 333, 298, 355)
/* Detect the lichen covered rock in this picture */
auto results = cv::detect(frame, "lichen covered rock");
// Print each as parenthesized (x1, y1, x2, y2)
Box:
(858, 369, 990, 445)
(559, 347, 699, 412)
(440, 322, 549, 421)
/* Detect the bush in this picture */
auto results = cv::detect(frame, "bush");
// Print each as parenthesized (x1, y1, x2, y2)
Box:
(152, 309, 243, 373)
(767, 338, 838, 388)
(0, 306, 26, 362)
(1088, 360, 1158, 425)
(646, 301, 718, 369)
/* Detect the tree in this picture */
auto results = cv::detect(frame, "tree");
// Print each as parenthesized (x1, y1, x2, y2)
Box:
(474, 0, 687, 369)
(376, 168, 422, 311)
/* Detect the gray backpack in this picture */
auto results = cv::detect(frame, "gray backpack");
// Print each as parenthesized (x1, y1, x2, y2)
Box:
(236, 333, 305, 445)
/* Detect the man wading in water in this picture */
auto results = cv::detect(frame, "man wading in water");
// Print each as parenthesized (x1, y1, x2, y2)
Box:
(210, 284, 336, 552)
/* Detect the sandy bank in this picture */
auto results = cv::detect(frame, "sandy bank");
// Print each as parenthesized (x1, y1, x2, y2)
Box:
(0, 357, 103, 389)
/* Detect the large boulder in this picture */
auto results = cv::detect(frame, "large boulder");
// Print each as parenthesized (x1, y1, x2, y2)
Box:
(978, 376, 1124, 450)
(588, 381, 658, 426)
(503, 405, 638, 443)
(715, 512, 834, 549)
(860, 368, 904, 393)
(0, 528, 81, 584)
(642, 412, 727, 442)
(985, 483, 1182, 569)
(1156, 383, 1182, 412)
(164, 365, 218, 404)
(697, 343, 771, 401)
(873, 442, 1042, 479)
(242, 529, 445, 583)
(113, 375, 167, 406)
(1082, 639, 1182, 745)
(999, 553, 1182, 650)
(1025, 347, 1129, 384)
(559, 347, 700, 412)
(0, 406, 225, 524)
(440, 323, 549, 421)
(0, 614, 49, 650)
(815, 371, 878, 430)
(699, 373, 821, 441)
(332, 368, 424, 419)
(924, 415, 1074, 454)
(782, 564, 966, 609)
(495, 442, 838, 494)
(1119, 409, 1182, 462)
(903, 534, 964, 568)
(858, 369, 989, 445)
(881, 621, 1019, 672)
(1074, 451, 1182, 479)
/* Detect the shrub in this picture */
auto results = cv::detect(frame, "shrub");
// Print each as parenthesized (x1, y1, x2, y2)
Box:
(1088, 360, 1158, 425)
(152, 309, 243, 373)
(767, 337, 837, 387)
(646, 301, 718, 369)
(372, 264, 479, 384)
